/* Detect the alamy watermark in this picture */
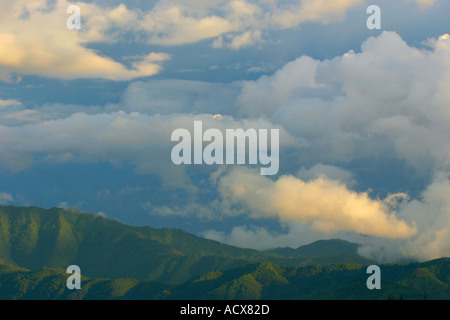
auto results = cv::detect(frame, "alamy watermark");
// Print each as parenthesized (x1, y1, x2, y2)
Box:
(366, 265, 381, 290)
(66, 5, 81, 30)
(171, 121, 279, 176)
(367, 5, 381, 30)
(66, 265, 81, 290)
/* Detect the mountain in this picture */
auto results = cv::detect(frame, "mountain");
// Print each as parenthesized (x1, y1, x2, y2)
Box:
(0, 205, 448, 300)
(1, 258, 448, 300)
(0, 205, 273, 284)
(0, 205, 373, 285)
(171, 258, 450, 300)
(269, 239, 360, 257)
(0, 259, 165, 300)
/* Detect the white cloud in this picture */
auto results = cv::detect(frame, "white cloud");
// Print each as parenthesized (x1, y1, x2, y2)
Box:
(238, 56, 320, 117)
(0, 0, 169, 81)
(203, 224, 325, 251)
(120, 80, 241, 116)
(237, 31, 450, 175)
(1, 109, 43, 124)
(1, 0, 442, 81)
(272, 0, 363, 28)
(213, 30, 263, 50)
(211, 168, 450, 261)
(140, 5, 236, 46)
(217, 167, 417, 239)
(0, 111, 297, 189)
(144, 201, 219, 221)
(0, 192, 14, 204)
(0, 0, 371, 82)
(359, 173, 450, 262)
(296, 164, 355, 186)
(0, 99, 22, 109)
(136, 0, 364, 46)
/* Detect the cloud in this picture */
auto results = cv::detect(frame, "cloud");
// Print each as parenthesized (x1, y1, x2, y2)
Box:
(238, 56, 320, 117)
(0, 111, 297, 188)
(120, 80, 241, 116)
(358, 173, 450, 262)
(0, 192, 14, 204)
(0, 0, 169, 81)
(407, 0, 438, 7)
(296, 164, 355, 186)
(217, 167, 417, 238)
(2, 0, 443, 82)
(0, 99, 22, 109)
(237, 31, 450, 176)
(143, 201, 219, 221)
(0, 79, 238, 125)
(1, 0, 444, 82)
(211, 168, 450, 261)
(204, 223, 327, 251)
(0, 0, 369, 82)
(136, 0, 365, 46)
(139, 4, 236, 46)
(272, 0, 363, 28)
(213, 30, 263, 50)
(1, 109, 43, 125)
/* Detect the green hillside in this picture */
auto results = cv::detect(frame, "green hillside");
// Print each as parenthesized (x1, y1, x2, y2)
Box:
(0, 205, 373, 285)
(0, 258, 448, 300)
(172, 258, 450, 300)
(269, 239, 360, 257)
(0, 205, 447, 300)
(0, 206, 273, 284)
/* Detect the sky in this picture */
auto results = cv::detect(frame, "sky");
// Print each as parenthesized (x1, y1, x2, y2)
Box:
(0, 0, 449, 263)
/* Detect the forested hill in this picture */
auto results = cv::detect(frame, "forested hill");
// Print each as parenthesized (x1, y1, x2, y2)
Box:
(0, 258, 448, 300)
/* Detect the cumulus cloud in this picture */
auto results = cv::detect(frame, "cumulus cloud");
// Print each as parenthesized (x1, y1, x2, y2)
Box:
(217, 167, 417, 238)
(205, 169, 450, 261)
(0, 0, 169, 81)
(238, 56, 320, 117)
(210, 166, 450, 261)
(237, 31, 450, 176)
(69, 13, 450, 265)
(358, 173, 450, 262)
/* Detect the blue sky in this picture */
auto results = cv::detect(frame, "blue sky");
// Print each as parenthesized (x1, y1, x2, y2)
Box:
(1, 0, 450, 262)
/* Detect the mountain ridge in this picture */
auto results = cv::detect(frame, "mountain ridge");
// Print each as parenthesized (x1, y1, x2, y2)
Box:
(0, 258, 448, 300)
(0, 205, 373, 284)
